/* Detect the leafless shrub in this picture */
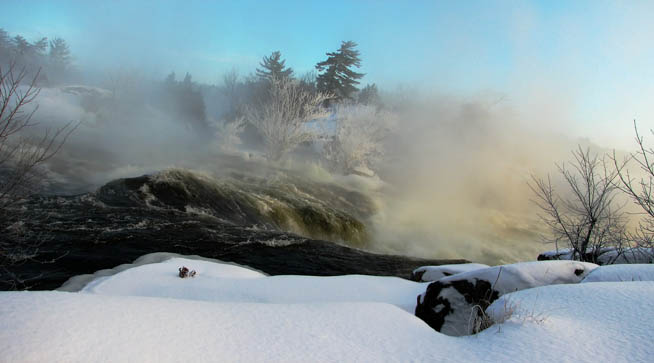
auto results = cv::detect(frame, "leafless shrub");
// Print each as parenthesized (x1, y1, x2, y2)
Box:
(0, 62, 77, 210)
(529, 146, 626, 262)
(612, 121, 654, 256)
(0, 62, 76, 288)
(244, 77, 331, 161)
(480, 296, 548, 334)
(213, 117, 246, 152)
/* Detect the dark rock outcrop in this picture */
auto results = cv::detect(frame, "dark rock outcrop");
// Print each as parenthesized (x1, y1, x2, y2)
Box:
(1, 170, 467, 290)
(415, 261, 597, 336)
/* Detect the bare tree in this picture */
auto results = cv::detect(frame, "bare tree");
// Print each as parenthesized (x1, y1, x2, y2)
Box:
(244, 76, 331, 161)
(612, 121, 654, 256)
(1, 62, 76, 288)
(221, 67, 241, 118)
(529, 146, 626, 262)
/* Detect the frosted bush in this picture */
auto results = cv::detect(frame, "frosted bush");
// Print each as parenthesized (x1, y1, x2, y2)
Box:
(322, 104, 397, 175)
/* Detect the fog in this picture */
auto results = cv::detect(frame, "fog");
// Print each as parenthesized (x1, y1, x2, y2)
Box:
(20, 75, 619, 264)
(3, 1, 653, 264)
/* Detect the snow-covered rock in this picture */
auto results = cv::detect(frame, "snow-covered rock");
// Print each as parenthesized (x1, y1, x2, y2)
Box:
(596, 247, 654, 264)
(581, 264, 654, 283)
(411, 263, 489, 282)
(538, 247, 654, 264)
(415, 260, 597, 336)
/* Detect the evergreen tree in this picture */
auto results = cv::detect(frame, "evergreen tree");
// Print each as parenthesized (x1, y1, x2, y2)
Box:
(315, 41, 364, 101)
(32, 37, 48, 56)
(164, 71, 176, 85)
(161, 72, 208, 135)
(0, 29, 10, 63)
(11, 35, 30, 57)
(256, 51, 293, 82)
(49, 37, 71, 69)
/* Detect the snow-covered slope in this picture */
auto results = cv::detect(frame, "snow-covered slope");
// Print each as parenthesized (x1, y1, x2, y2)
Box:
(81, 257, 426, 312)
(581, 264, 654, 283)
(1, 257, 652, 362)
(411, 263, 489, 282)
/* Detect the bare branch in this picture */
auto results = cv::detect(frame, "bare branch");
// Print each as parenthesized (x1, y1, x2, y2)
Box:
(244, 76, 331, 161)
(529, 146, 625, 262)
(0, 62, 77, 289)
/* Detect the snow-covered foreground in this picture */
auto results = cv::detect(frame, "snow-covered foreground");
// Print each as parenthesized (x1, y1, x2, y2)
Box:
(581, 264, 654, 282)
(1, 257, 653, 362)
(81, 258, 425, 313)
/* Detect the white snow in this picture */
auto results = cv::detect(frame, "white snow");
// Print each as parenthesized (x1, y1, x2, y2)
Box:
(412, 263, 489, 281)
(539, 247, 654, 264)
(424, 260, 597, 297)
(81, 257, 426, 312)
(581, 264, 654, 283)
(0, 256, 653, 362)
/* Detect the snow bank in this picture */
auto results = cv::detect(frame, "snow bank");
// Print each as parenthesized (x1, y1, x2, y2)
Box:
(411, 263, 489, 282)
(1, 257, 652, 362)
(483, 282, 654, 362)
(539, 247, 654, 264)
(81, 257, 425, 312)
(59, 252, 265, 292)
(2, 282, 653, 362)
(0, 291, 446, 363)
(581, 264, 654, 283)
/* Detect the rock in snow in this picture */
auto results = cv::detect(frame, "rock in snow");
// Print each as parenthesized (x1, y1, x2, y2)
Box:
(415, 260, 597, 336)
(411, 263, 489, 282)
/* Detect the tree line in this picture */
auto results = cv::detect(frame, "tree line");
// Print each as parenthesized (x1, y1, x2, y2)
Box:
(172, 41, 387, 168)
(0, 28, 73, 85)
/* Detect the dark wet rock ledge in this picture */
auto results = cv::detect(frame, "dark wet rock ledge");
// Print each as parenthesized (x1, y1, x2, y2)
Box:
(1, 169, 466, 290)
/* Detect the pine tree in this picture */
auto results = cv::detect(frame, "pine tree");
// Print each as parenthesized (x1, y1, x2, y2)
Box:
(49, 38, 71, 69)
(256, 51, 293, 82)
(315, 41, 365, 101)
(0, 29, 9, 59)
(11, 35, 30, 57)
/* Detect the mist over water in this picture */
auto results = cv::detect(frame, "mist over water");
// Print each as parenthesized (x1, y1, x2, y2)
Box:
(3, 1, 651, 265)
(23, 80, 611, 264)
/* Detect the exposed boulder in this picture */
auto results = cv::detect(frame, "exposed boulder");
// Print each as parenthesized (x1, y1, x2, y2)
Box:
(410, 263, 489, 282)
(415, 260, 597, 336)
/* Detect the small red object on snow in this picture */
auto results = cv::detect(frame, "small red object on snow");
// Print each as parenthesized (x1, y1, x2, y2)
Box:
(178, 266, 196, 278)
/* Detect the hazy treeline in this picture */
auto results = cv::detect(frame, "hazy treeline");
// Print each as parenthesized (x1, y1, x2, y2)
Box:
(8, 36, 394, 182)
(0, 28, 74, 85)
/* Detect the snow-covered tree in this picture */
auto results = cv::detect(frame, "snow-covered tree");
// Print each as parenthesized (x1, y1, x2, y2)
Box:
(322, 104, 396, 175)
(245, 77, 330, 161)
